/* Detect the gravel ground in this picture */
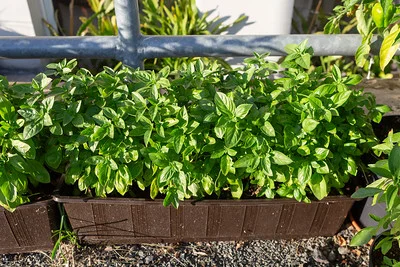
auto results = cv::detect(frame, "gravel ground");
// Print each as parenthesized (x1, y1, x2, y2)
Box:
(0, 221, 370, 267)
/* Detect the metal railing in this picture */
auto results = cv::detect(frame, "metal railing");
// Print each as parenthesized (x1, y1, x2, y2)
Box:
(0, 0, 398, 68)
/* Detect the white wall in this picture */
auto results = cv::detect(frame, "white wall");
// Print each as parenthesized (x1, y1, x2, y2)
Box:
(196, 0, 295, 35)
(0, 0, 55, 73)
(196, 0, 295, 66)
(0, 0, 36, 36)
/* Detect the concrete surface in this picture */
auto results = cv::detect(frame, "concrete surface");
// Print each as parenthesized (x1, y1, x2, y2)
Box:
(360, 78, 400, 115)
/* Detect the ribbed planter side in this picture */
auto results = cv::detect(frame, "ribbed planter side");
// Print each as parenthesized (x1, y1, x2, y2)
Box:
(0, 200, 58, 254)
(55, 196, 354, 244)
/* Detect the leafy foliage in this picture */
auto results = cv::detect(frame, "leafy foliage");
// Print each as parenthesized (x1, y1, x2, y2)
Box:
(351, 130, 400, 263)
(325, 0, 400, 72)
(36, 42, 388, 208)
(0, 75, 52, 211)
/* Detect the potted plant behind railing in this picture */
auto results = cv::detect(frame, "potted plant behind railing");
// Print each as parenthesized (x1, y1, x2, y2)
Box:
(33, 41, 389, 244)
(0, 75, 60, 253)
(350, 130, 400, 266)
(325, 0, 400, 78)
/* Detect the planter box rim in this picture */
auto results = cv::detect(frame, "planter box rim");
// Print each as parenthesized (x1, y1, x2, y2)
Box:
(0, 198, 54, 212)
(53, 194, 354, 205)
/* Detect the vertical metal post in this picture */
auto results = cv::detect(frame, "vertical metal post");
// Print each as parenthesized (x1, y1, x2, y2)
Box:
(114, 0, 143, 68)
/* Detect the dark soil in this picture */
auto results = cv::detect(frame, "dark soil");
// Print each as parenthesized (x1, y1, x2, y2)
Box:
(370, 236, 400, 267)
(372, 115, 400, 141)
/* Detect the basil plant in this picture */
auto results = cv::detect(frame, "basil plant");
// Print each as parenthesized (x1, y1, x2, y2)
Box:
(0, 75, 52, 211)
(17, 41, 389, 208)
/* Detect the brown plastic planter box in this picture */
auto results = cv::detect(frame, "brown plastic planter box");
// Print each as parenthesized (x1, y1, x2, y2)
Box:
(54, 196, 355, 244)
(0, 200, 59, 254)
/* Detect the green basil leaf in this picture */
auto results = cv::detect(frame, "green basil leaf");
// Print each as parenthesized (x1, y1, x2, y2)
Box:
(129, 161, 143, 180)
(132, 92, 147, 108)
(343, 74, 362, 86)
(18, 108, 40, 122)
(65, 162, 82, 184)
(174, 135, 185, 154)
(159, 166, 174, 185)
(202, 174, 214, 195)
(234, 154, 257, 168)
(72, 114, 85, 128)
(11, 171, 28, 192)
(144, 129, 152, 147)
(11, 140, 34, 158)
(45, 146, 62, 169)
(91, 124, 109, 142)
(43, 113, 52, 126)
(164, 118, 179, 128)
(28, 159, 50, 183)
(261, 121, 275, 137)
(42, 96, 55, 110)
(214, 126, 225, 139)
(220, 155, 232, 176)
(103, 107, 118, 120)
(214, 92, 235, 117)
(261, 157, 273, 176)
(379, 25, 400, 70)
(375, 105, 391, 114)
(78, 172, 97, 193)
(314, 148, 330, 161)
(95, 162, 111, 186)
(210, 149, 225, 159)
(179, 106, 189, 123)
(272, 151, 293, 165)
(115, 168, 130, 196)
(50, 123, 63, 135)
(295, 53, 311, 69)
(0, 95, 15, 122)
(331, 65, 342, 82)
(225, 125, 240, 148)
(298, 164, 312, 184)
(302, 118, 319, 133)
(316, 161, 330, 174)
(108, 159, 118, 171)
(314, 84, 336, 96)
(235, 104, 253, 119)
(346, 157, 357, 176)
(8, 154, 30, 174)
(150, 178, 158, 199)
(331, 91, 352, 108)
(297, 145, 311, 156)
(309, 173, 328, 200)
(149, 153, 169, 167)
(32, 73, 52, 90)
(163, 190, 179, 208)
(0, 180, 17, 203)
(228, 177, 243, 199)
(23, 120, 44, 140)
